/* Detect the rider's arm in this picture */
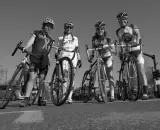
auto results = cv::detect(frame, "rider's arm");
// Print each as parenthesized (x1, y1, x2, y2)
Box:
(134, 26, 141, 44)
(48, 53, 51, 66)
(106, 37, 115, 49)
(57, 37, 63, 54)
(74, 37, 81, 60)
(48, 40, 55, 66)
(116, 29, 124, 60)
(130, 24, 141, 47)
(116, 32, 123, 45)
(24, 34, 36, 50)
(91, 37, 96, 57)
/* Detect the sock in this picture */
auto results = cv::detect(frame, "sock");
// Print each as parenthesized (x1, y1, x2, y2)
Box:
(25, 97, 29, 101)
(110, 88, 114, 98)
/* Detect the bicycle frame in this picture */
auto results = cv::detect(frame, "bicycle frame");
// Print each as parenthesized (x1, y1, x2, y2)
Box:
(51, 46, 65, 84)
(86, 47, 107, 80)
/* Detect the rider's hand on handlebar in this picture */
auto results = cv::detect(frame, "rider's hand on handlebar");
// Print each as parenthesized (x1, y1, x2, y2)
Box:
(88, 58, 93, 63)
(131, 42, 138, 47)
(22, 47, 26, 53)
(77, 60, 82, 68)
(96, 44, 103, 49)
(55, 53, 59, 59)
(88, 54, 94, 63)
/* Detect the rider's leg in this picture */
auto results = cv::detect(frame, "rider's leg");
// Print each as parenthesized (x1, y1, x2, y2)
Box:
(136, 53, 148, 99)
(61, 59, 73, 103)
(103, 56, 115, 101)
(19, 63, 37, 107)
(15, 70, 26, 99)
(67, 54, 79, 103)
(37, 68, 48, 106)
(90, 65, 97, 87)
(67, 68, 76, 103)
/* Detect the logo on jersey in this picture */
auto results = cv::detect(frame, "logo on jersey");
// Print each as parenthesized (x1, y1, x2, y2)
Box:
(39, 35, 50, 44)
(122, 33, 132, 43)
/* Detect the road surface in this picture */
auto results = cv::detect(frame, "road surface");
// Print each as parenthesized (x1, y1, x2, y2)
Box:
(0, 99, 160, 130)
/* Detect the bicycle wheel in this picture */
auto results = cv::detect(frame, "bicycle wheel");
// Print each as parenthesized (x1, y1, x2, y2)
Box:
(118, 63, 128, 101)
(0, 63, 24, 109)
(50, 57, 73, 106)
(127, 56, 140, 101)
(97, 60, 107, 103)
(81, 70, 92, 103)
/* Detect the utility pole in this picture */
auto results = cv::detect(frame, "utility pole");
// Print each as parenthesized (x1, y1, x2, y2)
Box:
(5, 68, 7, 84)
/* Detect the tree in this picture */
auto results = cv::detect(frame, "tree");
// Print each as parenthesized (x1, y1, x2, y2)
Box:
(0, 65, 7, 84)
(145, 65, 154, 85)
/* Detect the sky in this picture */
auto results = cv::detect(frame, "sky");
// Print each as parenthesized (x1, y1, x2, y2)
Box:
(0, 0, 160, 88)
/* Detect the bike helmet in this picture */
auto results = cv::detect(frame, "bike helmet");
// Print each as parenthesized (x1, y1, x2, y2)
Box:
(64, 21, 74, 29)
(43, 18, 55, 28)
(117, 12, 128, 20)
(95, 21, 106, 29)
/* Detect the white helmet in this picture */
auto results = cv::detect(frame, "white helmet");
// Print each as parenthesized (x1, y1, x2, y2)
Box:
(43, 18, 55, 28)
(64, 21, 74, 29)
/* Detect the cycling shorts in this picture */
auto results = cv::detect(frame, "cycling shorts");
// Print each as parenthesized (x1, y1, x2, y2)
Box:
(129, 50, 144, 64)
(29, 62, 49, 76)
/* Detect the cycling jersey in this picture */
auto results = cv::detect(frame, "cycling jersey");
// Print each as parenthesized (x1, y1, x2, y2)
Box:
(92, 36, 112, 57)
(116, 24, 144, 64)
(58, 34, 79, 68)
(31, 30, 53, 55)
(116, 24, 141, 52)
(30, 30, 53, 68)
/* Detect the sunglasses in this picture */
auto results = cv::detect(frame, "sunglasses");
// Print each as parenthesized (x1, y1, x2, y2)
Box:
(45, 23, 54, 29)
(96, 28, 105, 31)
(65, 26, 73, 29)
(118, 18, 127, 21)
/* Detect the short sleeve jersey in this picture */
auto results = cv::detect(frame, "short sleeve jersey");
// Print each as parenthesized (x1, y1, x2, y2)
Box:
(58, 34, 78, 52)
(32, 30, 53, 56)
(116, 24, 139, 44)
(30, 30, 53, 65)
(92, 35, 112, 57)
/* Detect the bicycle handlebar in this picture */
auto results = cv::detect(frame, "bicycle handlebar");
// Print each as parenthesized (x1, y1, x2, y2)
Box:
(52, 45, 61, 51)
(12, 41, 40, 60)
(12, 41, 23, 56)
(85, 39, 144, 58)
(86, 45, 109, 52)
(114, 39, 144, 48)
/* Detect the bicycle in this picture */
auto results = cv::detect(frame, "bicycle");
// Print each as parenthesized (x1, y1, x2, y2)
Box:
(116, 40, 143, 101)
(81, 44, 111, 103)
(0, 41, 40, 109)
(81, 63, 101, 103)
(49, 46, 73, 106)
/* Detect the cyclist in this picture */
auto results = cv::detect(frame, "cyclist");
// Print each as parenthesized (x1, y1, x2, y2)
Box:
(57, 21, 82, 104)
(116, 12, 148, 100)
(19, 18, 55, 107)
(88, 21, 115, 102)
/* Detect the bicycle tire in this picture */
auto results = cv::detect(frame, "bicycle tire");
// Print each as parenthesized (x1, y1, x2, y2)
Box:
(118, 66, 128, 101)
(97, 60, 107, 103)
(50, 57, 73, 106)
(81, 70, 92, 103)
(0, 63, 23, 109)
(157, 85, 160, 98)
(127, 56, 140, 101)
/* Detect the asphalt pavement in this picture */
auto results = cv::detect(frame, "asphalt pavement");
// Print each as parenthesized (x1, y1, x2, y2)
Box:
(0, 99, 160, 130)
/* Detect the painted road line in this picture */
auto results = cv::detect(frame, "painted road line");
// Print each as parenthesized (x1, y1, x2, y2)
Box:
(13, 110, 44, 124)
(0, 110, 40, 115)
